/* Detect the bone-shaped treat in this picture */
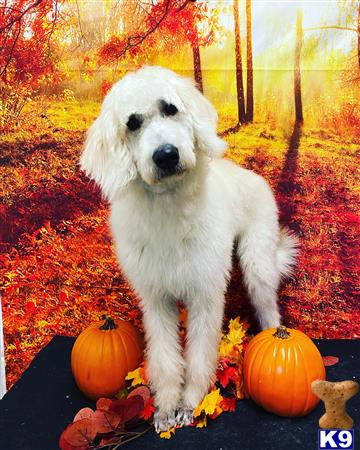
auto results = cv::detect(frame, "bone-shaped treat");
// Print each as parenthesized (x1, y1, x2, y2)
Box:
(311, 379, 359, 429)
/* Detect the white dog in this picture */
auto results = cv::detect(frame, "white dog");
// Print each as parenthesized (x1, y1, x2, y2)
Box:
(80, 66, 297, 432)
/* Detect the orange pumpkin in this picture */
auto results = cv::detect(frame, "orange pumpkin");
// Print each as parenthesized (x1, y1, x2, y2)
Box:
(243, 325, 325, 417)
(71, 316, 144, 400)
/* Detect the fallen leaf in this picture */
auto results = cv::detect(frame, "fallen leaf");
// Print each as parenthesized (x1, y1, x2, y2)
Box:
(193, 388, 223, 417)
(159, 427, 176, 439)
(25, 301, 37, 315)
(96, 397, 112, 411)
(59, 433, 87, 450)
(322, 356, 339, 366)
(109, 395, 144, 423)
(125, 367, 145, 387)
(128, 385, 151, 404)
(60, 419, 97, 448)
(195, 416, 207, 428)
(220, 397, 236, 412)
(140, 397, 155, 420)
(73, 407, 94, 423)
(217, 365, 237, 388)
(93, 409, 122, 433)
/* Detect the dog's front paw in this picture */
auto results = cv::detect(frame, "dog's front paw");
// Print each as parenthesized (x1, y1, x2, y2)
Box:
(153, 409, 176, 433)
(175, 406, 194, 427)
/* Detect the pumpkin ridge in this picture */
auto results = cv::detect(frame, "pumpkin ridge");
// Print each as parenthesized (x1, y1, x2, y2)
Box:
(108, 327, 124, 391)
(255, 339, 277, 408)
(294, 340, 311, 415)
(71, 325, 96, 383)
(245, 335, 269, 397)
(288, 340, 297, 416)
(119, 326, 143, 357)
(119, 327, 142, 364)
(115, 328, 129, 381)
(81, 331, 101, 396)
(268, 337, 281, 411)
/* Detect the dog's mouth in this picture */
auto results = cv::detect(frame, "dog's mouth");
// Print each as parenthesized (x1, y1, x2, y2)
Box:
(155, 165, 185, 182)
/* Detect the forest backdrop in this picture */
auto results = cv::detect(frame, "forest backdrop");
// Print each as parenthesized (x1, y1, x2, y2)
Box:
(1, 0, 359, 390)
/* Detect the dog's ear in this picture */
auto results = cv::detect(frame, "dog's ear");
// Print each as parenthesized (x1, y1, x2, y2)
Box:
(175, 77, 227, 158)
(80, 97, 137, 201)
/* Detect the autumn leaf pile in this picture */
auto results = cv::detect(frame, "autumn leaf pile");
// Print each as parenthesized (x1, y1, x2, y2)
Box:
(127, 313, 249, 438)
(1, 107, 359, 392)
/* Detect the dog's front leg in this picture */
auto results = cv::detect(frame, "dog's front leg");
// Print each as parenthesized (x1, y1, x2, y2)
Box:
(177, 294, 225, 426)
(140, 296, 184, 433)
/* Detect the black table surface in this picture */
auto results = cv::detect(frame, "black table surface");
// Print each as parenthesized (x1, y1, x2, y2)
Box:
(0, 336, 359, 450)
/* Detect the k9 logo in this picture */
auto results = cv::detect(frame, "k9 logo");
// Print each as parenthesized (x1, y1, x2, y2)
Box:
(318, 430, 354, 449)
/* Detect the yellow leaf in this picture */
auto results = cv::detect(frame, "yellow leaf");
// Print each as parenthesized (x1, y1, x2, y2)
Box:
(229, 317, 242, 331)
(159, 427, 176, 439)
(194, 388, 223, 417)
(209, 405, 223, 419)
(196, 415, 207, 428)
(219, 338, 234, 357)
(228, 318, 246, 344)
(219, 317, 247, 357)
(125, 367, 145, 387)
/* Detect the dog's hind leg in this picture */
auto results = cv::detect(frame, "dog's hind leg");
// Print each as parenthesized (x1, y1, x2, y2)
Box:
(237, 226, 297, 330)
(140, 295, 185, 433)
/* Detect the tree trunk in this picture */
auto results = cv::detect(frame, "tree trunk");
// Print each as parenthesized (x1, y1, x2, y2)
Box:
(245, 0, 254, 122)
(294, 9, 304, 122)
(192, 46, 203, 93)
(233, 0, 246, 124)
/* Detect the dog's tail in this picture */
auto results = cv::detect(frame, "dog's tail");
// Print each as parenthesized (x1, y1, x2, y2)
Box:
(277, 227, 299, 279)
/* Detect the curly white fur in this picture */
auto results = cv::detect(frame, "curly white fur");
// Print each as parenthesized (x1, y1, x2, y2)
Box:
(80, 66, 298, 432)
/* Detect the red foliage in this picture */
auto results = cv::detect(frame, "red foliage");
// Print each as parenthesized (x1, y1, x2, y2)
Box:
(97, 1, 219, 65)
(153, 1, 217, 47)
(216, 358, 238, 388)
(220, 397, 236, 413)
(0, 0, 60, 86)
(98, 36, 127, 65)
(59, 393, 148, 450)
(99, 80, 113, 98)
(60, 418, 97, 449)
(140, 397, 155, 421)
(321, 100, 360, 141)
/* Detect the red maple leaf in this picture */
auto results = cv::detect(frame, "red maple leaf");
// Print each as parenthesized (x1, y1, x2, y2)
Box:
(140, 397, 155, 420)
(220, 397, 236, 412)
(217, 365, 237, 388)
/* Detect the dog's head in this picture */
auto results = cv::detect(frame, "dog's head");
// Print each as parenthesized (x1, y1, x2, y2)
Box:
(80, 66, 227, 200)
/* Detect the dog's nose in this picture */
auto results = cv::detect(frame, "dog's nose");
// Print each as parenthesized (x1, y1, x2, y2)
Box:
(152, 144, 179, 170)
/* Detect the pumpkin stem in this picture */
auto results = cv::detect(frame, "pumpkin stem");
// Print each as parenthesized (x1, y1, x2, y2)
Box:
(99, 316, 117, 330)
(273, 325, 291, 339)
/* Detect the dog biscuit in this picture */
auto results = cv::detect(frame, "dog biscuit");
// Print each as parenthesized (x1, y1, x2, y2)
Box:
(311, 379, 359, 429)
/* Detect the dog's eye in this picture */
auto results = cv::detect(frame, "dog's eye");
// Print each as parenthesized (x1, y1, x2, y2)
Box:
(162, 102, 178, 117)
(126, 114, 142, 131)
